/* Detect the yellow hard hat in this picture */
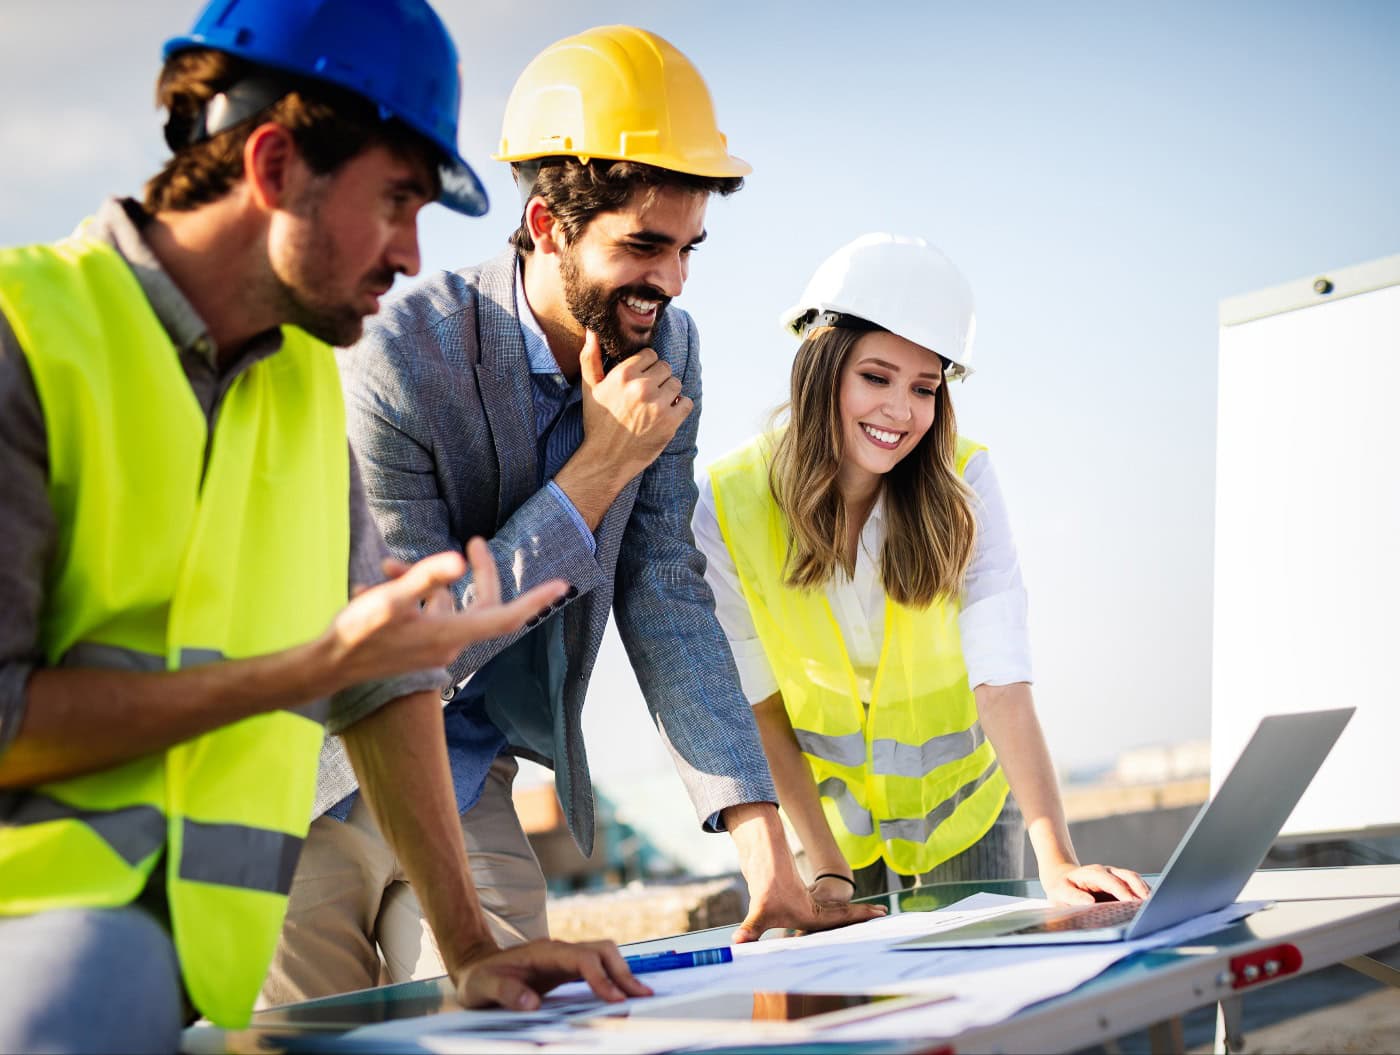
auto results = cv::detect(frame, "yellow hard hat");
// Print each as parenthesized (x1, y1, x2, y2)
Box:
(493, 25, 751, 178)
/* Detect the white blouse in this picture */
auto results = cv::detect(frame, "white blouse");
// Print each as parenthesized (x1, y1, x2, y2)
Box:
(693, 449, 1032, 704)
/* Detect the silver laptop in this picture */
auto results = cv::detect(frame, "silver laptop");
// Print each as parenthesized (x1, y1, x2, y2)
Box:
(898, 707, 1354, 948)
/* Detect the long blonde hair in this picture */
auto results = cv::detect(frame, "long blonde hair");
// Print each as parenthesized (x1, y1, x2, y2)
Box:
(768, 326, 978, 608)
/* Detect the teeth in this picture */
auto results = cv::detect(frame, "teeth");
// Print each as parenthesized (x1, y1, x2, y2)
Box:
(862, 424, 902, 445)
(623, 295, 658, 314)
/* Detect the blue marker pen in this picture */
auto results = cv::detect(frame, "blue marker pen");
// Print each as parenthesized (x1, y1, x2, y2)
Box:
(623, 947, 733, 974)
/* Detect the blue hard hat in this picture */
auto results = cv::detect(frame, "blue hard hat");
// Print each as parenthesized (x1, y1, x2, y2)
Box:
(164, 0, 487, 217)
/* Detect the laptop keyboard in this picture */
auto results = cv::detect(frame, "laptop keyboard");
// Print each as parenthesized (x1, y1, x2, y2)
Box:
(1008, 898, 1143, 935)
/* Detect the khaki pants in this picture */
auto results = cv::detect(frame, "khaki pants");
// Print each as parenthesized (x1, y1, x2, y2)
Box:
(259, 756, 549, 1008)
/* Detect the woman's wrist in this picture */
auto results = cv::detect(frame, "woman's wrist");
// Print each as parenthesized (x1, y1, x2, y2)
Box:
(809, 857, 853, 880)
(1036, 852, 1080, 886)
(809, 856, 855, 884)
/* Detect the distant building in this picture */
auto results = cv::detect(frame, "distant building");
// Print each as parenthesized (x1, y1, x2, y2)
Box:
(1113, 740, 1212, 785)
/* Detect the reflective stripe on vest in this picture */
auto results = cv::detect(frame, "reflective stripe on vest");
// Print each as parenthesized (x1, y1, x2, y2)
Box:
(709, 431, 1010, 875)
(817, 756, 1004, 845)
(0, 237, 348, 1028)
(2, 793, 304, 894)
(794, 721, 989, 777)
(2, 794, 166, 867)
(179, 820, 303, 895)
(37, 641, 328, 873)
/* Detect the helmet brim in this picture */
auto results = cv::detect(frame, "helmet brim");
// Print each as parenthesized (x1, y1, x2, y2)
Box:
(778, 302, 808, 337)
(437, 156, 490, 217)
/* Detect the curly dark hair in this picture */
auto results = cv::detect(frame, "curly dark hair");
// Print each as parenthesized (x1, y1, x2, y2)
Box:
(507, 157, 743, 251)
(144, 48, 440, 214)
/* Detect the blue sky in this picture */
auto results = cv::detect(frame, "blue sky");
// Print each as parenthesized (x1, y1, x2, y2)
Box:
(4, 3, 1398, 842)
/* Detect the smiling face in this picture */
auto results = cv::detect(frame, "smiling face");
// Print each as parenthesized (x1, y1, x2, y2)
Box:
(836, 329, 945, 497)
(556, 185, 709, 363)
(268, 143, 432, 346)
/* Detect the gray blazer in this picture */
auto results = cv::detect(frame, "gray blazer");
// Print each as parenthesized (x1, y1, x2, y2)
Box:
(318, 250, 775, 853)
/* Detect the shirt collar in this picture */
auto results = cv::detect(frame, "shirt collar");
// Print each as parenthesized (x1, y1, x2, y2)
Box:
(78, 197, 283, 370)
(514, 256, 567, 378)
(850, 492, 885, 572)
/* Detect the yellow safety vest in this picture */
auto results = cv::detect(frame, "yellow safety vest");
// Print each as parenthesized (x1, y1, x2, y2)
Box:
(0, 237, 348, 1027)
(709, 433, 1009, 875)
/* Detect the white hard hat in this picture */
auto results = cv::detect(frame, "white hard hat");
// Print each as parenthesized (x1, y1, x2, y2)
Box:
(780, 233, 977, 380)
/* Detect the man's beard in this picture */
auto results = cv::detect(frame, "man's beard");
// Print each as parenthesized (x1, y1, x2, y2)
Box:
(275, 187, 390, 348)
(282, 283, 375, 348)
(560, 248, 670, 369)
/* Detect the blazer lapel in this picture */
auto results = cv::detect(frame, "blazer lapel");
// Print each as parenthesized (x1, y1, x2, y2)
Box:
(473, 250, 538, 524)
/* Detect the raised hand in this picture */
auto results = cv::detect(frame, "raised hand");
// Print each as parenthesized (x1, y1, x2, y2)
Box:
(322, 537, 567, 691)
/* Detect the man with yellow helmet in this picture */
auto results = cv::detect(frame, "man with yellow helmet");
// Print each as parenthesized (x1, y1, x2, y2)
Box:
(267, 24, 883, 1004)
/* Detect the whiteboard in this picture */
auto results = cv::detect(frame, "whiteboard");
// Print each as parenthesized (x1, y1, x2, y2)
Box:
(1212, 254, 1400, 836)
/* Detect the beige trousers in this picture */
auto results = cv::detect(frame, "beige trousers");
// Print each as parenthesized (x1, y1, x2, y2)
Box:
(259, 755, 549, 1008)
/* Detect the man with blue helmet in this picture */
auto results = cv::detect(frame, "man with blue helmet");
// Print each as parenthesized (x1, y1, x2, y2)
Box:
(0, 2, 650, 1049)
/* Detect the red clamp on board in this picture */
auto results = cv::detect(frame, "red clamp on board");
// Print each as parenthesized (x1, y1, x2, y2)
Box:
(1228, 943, 1302, 989)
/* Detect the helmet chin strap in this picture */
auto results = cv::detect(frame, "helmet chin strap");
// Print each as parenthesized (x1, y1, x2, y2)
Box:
(163, 74, 289, 151)
(795, 310, 881, 338)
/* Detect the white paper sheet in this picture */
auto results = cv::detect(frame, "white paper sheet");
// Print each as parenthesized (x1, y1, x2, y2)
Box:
(820, 897, 1270, 1044)
(338, 894, 1267, 1052)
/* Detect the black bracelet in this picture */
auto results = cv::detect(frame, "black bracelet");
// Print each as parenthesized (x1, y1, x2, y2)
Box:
(814, 872, 856, 889)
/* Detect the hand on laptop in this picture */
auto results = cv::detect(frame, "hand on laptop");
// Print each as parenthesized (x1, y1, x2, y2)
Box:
(1040, 861, 1150, 905)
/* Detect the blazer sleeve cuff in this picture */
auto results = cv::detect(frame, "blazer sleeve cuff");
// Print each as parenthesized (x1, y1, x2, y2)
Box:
(685, 775, 779, 833)
(545, 480, 597, 556)
(483, 486, 606, 601)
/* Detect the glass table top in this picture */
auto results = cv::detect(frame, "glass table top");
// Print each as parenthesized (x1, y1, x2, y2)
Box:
(223, 867, 1389, 1049)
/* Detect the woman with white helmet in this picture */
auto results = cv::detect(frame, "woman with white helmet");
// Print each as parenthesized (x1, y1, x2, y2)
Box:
(694, 234, 1149, 903)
